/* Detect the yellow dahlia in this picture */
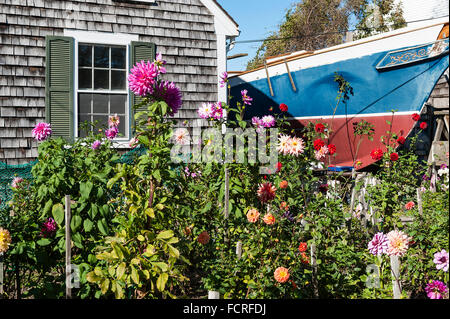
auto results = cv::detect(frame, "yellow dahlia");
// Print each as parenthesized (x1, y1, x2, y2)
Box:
(0, 227, 12, 253)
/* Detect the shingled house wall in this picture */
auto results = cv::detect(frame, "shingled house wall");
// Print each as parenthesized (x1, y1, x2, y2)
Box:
(0, 0, 224, 164)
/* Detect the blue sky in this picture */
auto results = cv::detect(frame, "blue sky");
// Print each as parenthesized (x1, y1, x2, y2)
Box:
(217, 0, 299, 71)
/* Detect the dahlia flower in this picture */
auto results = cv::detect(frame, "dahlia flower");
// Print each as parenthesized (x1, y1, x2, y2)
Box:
(328, 144, 337, 155)
(198, 102, 214, 119)
(368, 232, 389, 256)
(105, 126, 118, 140)
(211, 102, 224, 120)
(315, 123, 325, 133)
(0, 227, 12, 253)
(298, 242, 307, 253)
(274, 267, 290, 283)
(173, 128, 190, 145)
(197, 231, 210, 245)
(241, 89, 253, 105)
(289, 137, 305, 156)
(40, 217, 57, 238)
(32, 122, 52, 141)
(261, 115, 276, 128)
(129, 137, 139, 149)
(386, 230, 410, 257)
(11, 177, 24, 189)
(128, 60, 159, 97)
(108, 114, 120, 128)
(279, 103, 288, 112)
(154, 53, 167, 74)
(91, 140, 101, 150)
(397, 136, 406, 145)
(246, 208, 260, 223)
(420, 122, 428, 130)
(152, 80, 182, 116)
(425, 280, 448, 299)
(279, 180, 288, 189)
(404, 201, 415, 210)
(277, 134, 292, 155)
(370, 148, 384, 161)
(315, 145, 329, 160)
(433, 249, 449, 272)
(219, 71, 228, 87)
(390, 152, 399, 161)
(313, 138, 325, 151)
(263, 213, 276, 225)
(257, 182, 276, 203)
(412, 113, 420, 121)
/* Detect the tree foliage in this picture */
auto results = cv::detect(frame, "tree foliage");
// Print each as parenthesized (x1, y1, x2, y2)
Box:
(246, 0, 406, 70)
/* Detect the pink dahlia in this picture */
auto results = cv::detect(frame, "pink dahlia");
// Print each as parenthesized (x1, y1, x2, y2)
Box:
(152, 80, 182, 116)
(315, 145, 329, 160)
(198, 103, 214, 119)
(91, 140, 101, 150)
(425, 280, 448, 299)
(386, 230, 410, 257)
(211, 102, 224, 120)
(368, 232, 389, 256)
(289, 137, 305, 156)
(252, 116, 262, 128)
(40, 217, 57, 238)
(108, 114, 120, 128)
(433, 249, 449, 272)
(128, 60, 159, 97)
(11, 177, 24, 189)
(277, 134, 292, 155)
(154, 53, 167, 74)
(32, 122, 52, 141)
(261, 115, 276, 128)
(241, 89, 253, 105)
(257, 182, 276, 203)
(219, 71, 228, 87)
(105, 126, 118, 140)
(404, 201, 415, 210)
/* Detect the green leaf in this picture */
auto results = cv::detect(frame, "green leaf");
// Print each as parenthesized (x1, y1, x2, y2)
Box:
(157, 230, 174, 240)
(116, 262, 126, 280)
(83, 219, 94, 232)
(156, 273, 168, 292)
(70, 215, 82, 232)
(131, 266, 139, 285)
(101, 278, 110, 294)
(37, 238, 51, 246)
(52, 203, 64, 226)
(97, 219, 108, 235)
(80, 181, 94, 199)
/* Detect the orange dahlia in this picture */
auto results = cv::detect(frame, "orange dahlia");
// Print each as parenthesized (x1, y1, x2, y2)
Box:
(263, 213, 276, 225)
(274, 267, 290, 283)
(279, 180, 288, 189)
(246, 208, 260, 223)
(197, 231, 210, 245)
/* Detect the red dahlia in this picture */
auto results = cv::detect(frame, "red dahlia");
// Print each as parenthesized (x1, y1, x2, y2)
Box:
(298, 242, 308, 253)
(279, 103, 288, 112)
(328, 144, 336, 155)
(412, 113, 420, 121)
(315, 123, 325, 133)
(257, 182, 277, 203)
(370, 148, 384, 161)
(397, 136, 406, 145)
(313, 138, 325, 151)
(420, 122, 428, 130)
(390, 152, 399, 161)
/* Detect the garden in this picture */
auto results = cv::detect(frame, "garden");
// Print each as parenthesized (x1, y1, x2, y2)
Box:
(0, 54, 448, 299)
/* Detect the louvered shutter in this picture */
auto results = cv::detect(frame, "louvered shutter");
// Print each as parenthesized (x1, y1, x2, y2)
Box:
(45, 36, 74, 142)
(130, 41, 156, 135)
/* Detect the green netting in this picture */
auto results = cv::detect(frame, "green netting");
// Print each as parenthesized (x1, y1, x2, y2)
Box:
(0, 160, 37, 210)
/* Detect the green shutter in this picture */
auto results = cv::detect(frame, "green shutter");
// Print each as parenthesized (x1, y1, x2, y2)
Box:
(45, 36, 74, 142)
(130, 41, 156, 134)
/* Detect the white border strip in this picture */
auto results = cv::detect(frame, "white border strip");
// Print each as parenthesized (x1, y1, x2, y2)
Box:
(288, 110, 416, 120)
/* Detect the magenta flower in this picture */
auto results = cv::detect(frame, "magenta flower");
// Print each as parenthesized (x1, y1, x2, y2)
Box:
(198, 103, 214, 119)
(128, 60, 159, 97)
(154, 53, 167, 74)
(40, 217, 57, 238)
(32, 122, 52, 141)
(433, 249, 449, 272)
(105, 126, 118, 140)
(241, 89, 253, 105)
(91, 140, 101, 150)
(252, 116, 262, 127)
(219, 71, 228, 87)
(108, 114, 120, 128)
(152, 80, 182, 116)
(11, 177, 24, 189)
(211, 102, 224, 120)
(368, 232, 389, 256)
(425, 280, 449, 299)
(261, 115, 276, 128)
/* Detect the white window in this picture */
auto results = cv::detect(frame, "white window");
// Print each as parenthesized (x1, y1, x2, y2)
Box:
(64, 30, 139, 142)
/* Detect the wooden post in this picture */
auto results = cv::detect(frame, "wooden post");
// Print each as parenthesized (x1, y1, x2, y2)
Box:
(65, 195, 72, 299)
(224, 166, 229, 219)
(236, 241, 242, 260)
(208, 291, 220, 299)
(263, 60, 274, 97)
(390, 255, 402, 299)
(431, 162, 437, 193)
(310, 243, 319, 298)
(416, 188, 423, 216)
(284, 59, 297, 92)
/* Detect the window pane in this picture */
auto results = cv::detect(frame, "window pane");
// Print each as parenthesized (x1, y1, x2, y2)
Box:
(78, 114, 91, 138)
(110, 95, 126, 114)
(118, 116, 125, 135)
(94, 46, 109, 68)
(93, 94, 109, 114)
(111, 70, 126, 90)
(78, 68, 92, 89)
(94, 70, 109, 90)
(79, 93, 92, 114)
(79, 45, 92, 67)
(93, 115, 108, 131)
(111, 47, 126, 69)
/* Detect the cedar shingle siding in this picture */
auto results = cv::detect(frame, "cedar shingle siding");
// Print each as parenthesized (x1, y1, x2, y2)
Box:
(0, 0, 219, 164)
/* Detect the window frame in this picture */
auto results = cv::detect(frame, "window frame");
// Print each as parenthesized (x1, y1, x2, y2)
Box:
(64, 30, 139, 144)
